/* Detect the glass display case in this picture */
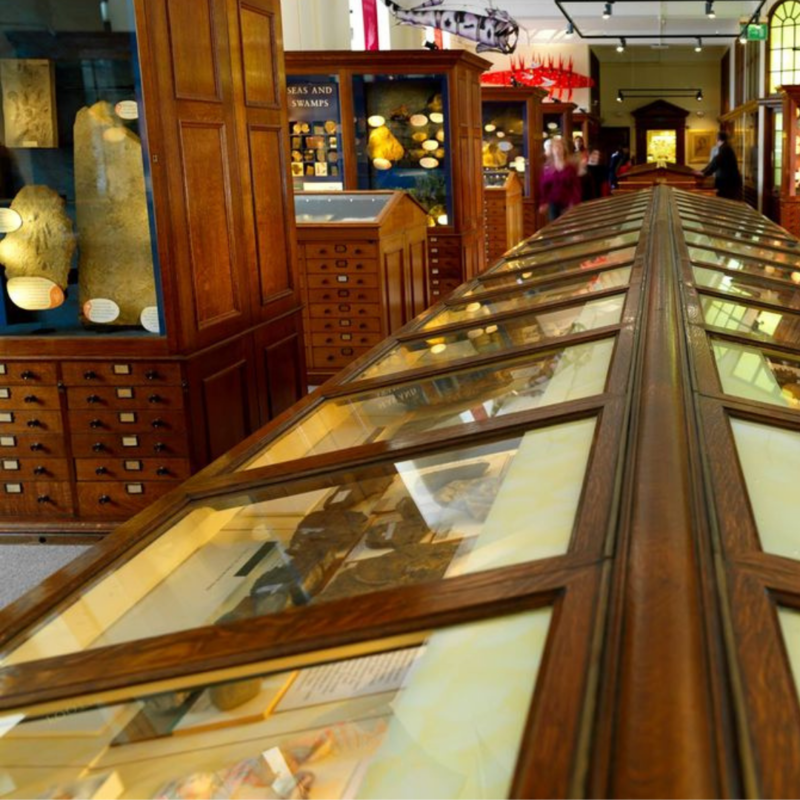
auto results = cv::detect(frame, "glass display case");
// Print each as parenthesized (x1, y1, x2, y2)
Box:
(482, 100, 529, 194)
(294, 193, 392, 224)
(541, 101, 575, 143)
(0, 0, 164, 336)
(779, 85, 800, 236)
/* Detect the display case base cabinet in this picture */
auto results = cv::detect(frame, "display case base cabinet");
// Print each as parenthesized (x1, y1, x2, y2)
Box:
(485, 177, 524, 265)
(0, 312, 305, 529)
(780, 197, 800, 237)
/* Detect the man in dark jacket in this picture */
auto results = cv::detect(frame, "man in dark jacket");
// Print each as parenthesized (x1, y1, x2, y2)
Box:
(699, 131, 742, 199)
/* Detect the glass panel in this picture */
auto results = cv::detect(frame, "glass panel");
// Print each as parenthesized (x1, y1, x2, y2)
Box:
(690, 246, 800, 283)
(353, 74, 451, 227)
(712, 340, 800, 408)
(778, 607, 800, 699)
(0, 1, 165, 336)
(531, 215, 645, 246)
(245, 341, 612, 468)
(0, 610, 552, 800)
(683, 220, 794, 250)
(491, 232, 639, 273)
(730, 417, 800, 559)
(287, 75, 344, 191)
(512, 221, 640, 252)
(356, 295, 625, 381)
(693, 266, 800, 308)
(424, 267, 631, 330)
(700, 295, 800, 346)
(646, 129, 677, 162)
(483, 100, 529, 195)
(680, 209, 787, 240)
(294, 193, 392, 224)
(685, 232, 800, 267)
(468, 247, 636, 296)
(6, 419, 595, 663)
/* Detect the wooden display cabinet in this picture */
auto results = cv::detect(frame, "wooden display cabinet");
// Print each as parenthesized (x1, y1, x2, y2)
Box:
(541, 100, 576, 141)
(0, 0, 306, 532)
(285, 51, 490, 300)
(483, 171, 524, 264)
(573, 111, 601, 145)
(778, 85, 800, 236)
(295, 191, 428, 383)
(615, 162, 714, 194)
(481, 85, 548, 238)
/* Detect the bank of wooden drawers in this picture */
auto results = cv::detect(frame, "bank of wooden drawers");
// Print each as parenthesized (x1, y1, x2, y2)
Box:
(69, 409, 184, 435)
(305, 258, 377, 275)
(74, 458, 191, 482)
(306, 273, 379, 289)
(309, 303, 379, 320)
(308, 287, 380, 304)
(310, 331, 383, 348)
(72, 432, 188, 459)
(77, 480, 175, 518)
(309, 317, 382, 333)
(304, 242, 378, 259)
(66, 385, 184, 410)
(62, 361, 181, 386)
(428, 234, 464, 300)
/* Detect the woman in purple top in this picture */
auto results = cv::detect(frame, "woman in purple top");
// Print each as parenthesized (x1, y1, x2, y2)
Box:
(539, 138, 582, 222)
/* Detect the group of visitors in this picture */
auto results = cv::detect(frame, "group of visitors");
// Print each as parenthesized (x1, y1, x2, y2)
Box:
(538, 129, 742, 222)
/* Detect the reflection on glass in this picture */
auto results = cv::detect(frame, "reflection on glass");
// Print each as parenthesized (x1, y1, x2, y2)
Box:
(468, 247, 636, 296)
(683, 220, 798, 251)
(357, 296, 625, 381)
(693, 266, 800, 309)
(730, 418, 800, 559)
(690, 246, 800, 284)
(700, 295, 800, 346)
(245, 341, 612, 468)
(685, 231, 800, 267)
(513, 221, 640, 253)
(424, 267, 631, 330)
(713, 340, 800, 408)
(6, 418, 596, 664)
(294, 194, 391, 223)
(680, 209, 786, 240)
(492, 231, 639, 273)
(0, 610, 552, 799)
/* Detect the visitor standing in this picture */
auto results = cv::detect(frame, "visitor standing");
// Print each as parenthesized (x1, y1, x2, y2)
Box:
(539, 138, 581, 221)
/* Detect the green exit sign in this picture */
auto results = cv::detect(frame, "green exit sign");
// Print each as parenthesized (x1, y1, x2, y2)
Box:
(746, 23, 768, 40)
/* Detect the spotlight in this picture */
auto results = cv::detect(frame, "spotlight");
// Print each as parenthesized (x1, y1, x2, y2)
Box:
(424, 40, 440, 50)
(616, 37, 626, 52)
(695, 37, 703, 52)
(739, 30, 747, 43)
(696, 89, 703, 101)
(566, 21, 574, 35)
(616, 90, 624, 102)
(705, 0, 715, 18)
(603, 2, 612, 19)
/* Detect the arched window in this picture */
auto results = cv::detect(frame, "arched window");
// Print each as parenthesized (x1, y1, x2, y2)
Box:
(771, 1, 800, 93)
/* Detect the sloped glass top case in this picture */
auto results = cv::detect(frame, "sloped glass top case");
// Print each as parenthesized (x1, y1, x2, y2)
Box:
(685, 231, 800, 267)
(493, 232, 639, 273)
(294, 193, 392, 223)
(682, 220, 800, 251)
(712, 340, 800, 409)
(424, 267, 632, 330)
(693, 267, 800, 308)
(690, 247, 800, 283)
(466, 247, 636, 296)
(356, 295, 625, 382)
(4, 419, 595, 665)
(508, 220, 641, 252)
(245, 340, 613, 469)
(730, 417, 800, 560)
(0, 610, 552, 800)
(700, 295, 800, 347)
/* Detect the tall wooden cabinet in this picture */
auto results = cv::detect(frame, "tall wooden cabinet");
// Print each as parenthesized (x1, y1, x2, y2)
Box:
(0, 0, 305, 530)
(778, 85, 800, 235)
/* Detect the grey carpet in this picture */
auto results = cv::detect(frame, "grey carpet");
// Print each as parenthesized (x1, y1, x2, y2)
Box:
(0, 545, 90, 610)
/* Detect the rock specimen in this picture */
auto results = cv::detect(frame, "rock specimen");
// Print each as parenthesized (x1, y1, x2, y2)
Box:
(367, 125, 404, 163)
(0, 185, 75, 288)
(0, 59, 57, 148)
(74, 100, 156, 326)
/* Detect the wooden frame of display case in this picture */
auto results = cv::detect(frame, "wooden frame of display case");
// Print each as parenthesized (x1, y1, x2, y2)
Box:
(484, 171, 524, 263)
(10, 187, 800, 796)
(0, 0, 307, 533)
(778, 85, 800, 236)
(573, 111, 601, 145)
(481, 85, 549, 238)
(285, 51, 490, 301)
(759, 94, 783, 223)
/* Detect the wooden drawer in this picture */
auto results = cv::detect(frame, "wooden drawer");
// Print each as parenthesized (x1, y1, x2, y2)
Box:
(62, 361, 182, 386)
(0, 433, 68, 458)
(66, 385, 185, 411)
(71, 432, 189, 459)
(77, 480, 177, 518)
(429, 265, 463, 279)
(303, 241, 378, 259)
(0, 386, 61, 409)
(70, 409, 185, 434)
(312, 346, 372, 369)
(309, 317, 383, 334)
(0, 457, 71, 482)
(308, 287, 380, 304)
(75, 458, 192, 482)
(428, 255, 462, 269)
(305, 258, 378, 275)
(309, 303, 381, 320)
(0, 409, 63, 434)
(311, 331, 383, 348)
(0, 481, 73, 517)
(306, 273, 379, 289)
(0, 362, 57, 386)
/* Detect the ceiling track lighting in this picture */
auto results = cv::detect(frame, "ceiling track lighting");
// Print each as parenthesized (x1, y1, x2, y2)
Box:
(696, 89, 704, 101)
(616, 87, 705, 101)
(616, 90, 624, 102)
(695, 37, 703, 52)
(603, 2, 613, 20)
(705, 0, 715, 19)
(616, 37, 626, 52)
(739, 29, 748, 43)
(566, 21, 574, 35)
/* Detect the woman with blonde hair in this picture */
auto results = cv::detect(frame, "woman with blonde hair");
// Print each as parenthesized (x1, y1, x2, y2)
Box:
(539, 137, 581, 221)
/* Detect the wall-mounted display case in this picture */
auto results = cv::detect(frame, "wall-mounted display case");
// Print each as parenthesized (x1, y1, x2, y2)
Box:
(0, 0, 306, 530)
(12, 187, 800, 795)
(481, 86, 548, 238)
(285, 51, 490, 299)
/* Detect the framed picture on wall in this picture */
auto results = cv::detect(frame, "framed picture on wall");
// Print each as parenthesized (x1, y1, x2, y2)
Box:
(0, 59, 58, 148)
(687, 130, 715, 164)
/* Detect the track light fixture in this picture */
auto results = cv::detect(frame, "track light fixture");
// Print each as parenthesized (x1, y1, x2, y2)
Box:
(603, 2, 613, 20)
(705, 1, 715, 18)
(566, 21, 574, 35)
(616, 37, 626, 52)
(739, 30, 747, 43)
(616, 90, 624, 102)
(696, 89, 703, 101)
(695, 37, 703, 52)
